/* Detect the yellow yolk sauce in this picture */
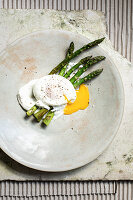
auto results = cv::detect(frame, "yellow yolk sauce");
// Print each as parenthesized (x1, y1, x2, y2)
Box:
(64, 84, 89, 115)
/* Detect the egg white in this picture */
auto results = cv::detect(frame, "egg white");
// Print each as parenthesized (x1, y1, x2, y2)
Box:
(17, 79, 37, 110)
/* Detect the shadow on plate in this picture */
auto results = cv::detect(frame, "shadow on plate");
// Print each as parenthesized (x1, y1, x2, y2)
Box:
(0, 148, 96, 179)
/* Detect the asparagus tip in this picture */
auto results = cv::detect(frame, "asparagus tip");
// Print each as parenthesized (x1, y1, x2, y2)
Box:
(70, 41, 74, 46)
(81, 56, 92, 64)
(98, 68, 103, 73)
(100, 56, 106, 60)
(99, 37, 105, 42)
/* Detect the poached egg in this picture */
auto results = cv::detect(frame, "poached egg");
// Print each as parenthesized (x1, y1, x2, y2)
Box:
(17, 73, 89, 120)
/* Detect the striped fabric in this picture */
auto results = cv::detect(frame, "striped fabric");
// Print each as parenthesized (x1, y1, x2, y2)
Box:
(0, 0, 132, 62)
(0, 0, 132, 199)
(0, 181, 132, 199)
(0, 181, 116, 196)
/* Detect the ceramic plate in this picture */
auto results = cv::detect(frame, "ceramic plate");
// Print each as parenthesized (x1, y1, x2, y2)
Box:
(0, 30, 124, 171)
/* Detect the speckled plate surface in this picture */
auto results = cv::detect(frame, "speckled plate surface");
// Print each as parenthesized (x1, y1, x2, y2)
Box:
(0, 30, 124, 172)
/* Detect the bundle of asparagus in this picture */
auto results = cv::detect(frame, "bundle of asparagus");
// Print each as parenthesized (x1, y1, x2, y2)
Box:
(26, 37, 105, 126)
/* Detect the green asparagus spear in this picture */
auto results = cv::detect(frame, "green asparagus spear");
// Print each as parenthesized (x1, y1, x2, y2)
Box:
(73, 69, 103, 88)
(59, 42, 74, 76)
(26, 105, 37, 116)
(49, 38, 105, 75)
(70, 56, 105, 84)
(64, 56, 92, 79)
(34, 108, 48, 122)
(43, 111, 55, 126)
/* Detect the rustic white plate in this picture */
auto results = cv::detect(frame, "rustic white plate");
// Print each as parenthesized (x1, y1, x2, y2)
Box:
(0, 30, 124, 171)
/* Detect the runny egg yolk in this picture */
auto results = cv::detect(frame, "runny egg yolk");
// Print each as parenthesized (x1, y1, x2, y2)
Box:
(64, 84, 89, 115)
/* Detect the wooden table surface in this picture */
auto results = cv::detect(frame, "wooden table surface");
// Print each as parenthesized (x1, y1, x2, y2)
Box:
(0, 1, 132, 200)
